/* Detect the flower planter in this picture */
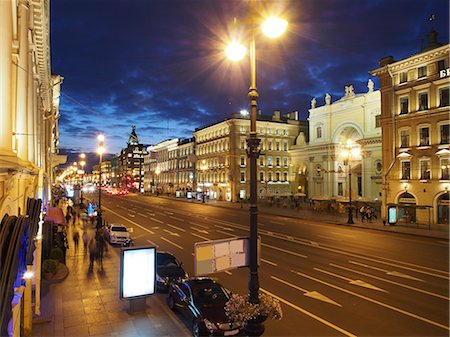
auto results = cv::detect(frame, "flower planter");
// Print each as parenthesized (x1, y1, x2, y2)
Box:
(244, 315, 267, 336)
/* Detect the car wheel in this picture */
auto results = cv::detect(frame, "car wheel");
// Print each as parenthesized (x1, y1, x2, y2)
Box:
(192, 319, 207, 337)
(167, 294, 175, 311)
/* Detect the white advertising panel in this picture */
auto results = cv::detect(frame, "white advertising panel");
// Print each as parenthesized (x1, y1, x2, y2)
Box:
(120, 246, 156, 299)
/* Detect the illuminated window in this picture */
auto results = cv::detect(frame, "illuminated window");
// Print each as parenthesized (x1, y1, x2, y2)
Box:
(441, 159, 450, 180)
(420, 159, 431, 180)
(401, 161, 411, 180)
(440, 124, 450, 144)
(418, 92, 428, 111)
(317, 126, 322, 138)
(283, 172, 288, 181)
(240, 171, 246, 182)
(400, 96, 409, 114)
(399, 71, 408, 83)
(419, 127, 430, 146)
(439, 87, 449, 107)
(260, 172, 264, 181)
(400, 130, 410, 148)
(418, 66, 427, 78)
(267, 157, 273, 167)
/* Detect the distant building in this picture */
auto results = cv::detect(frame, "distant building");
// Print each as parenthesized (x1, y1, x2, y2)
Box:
(371, 30, 449, 225)
(290, 81, 382, 210)
(116, 126, 147, 192)
(193, 111, 307, 202)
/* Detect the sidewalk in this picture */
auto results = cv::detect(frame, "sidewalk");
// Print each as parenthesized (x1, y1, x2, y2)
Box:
(151, 194, 449, 240)
(32, 204, 190, 337)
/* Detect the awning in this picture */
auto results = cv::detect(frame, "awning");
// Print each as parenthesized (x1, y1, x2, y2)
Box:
(44, 207, 67, 225)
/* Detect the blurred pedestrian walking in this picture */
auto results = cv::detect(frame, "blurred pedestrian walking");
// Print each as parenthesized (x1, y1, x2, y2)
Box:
(82, 231, 89, 254)
(73, 231, 80, 252)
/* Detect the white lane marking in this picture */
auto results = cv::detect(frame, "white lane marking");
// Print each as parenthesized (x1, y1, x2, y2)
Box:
(261, 243, 307, 259)
(260, 288, 355, 337)
(191, 232, 209, 241)
(213, 225, 235, 232)
(163, 229, 180, 237)
(146, 239, 158, 247)
(349, 260, 423, 281)
(261, 258, 277, 266)
(167, 223, 186, 232)
(331, 263, 449, 301)
(146, 212, 155, 216)
(169, 215, 184, 222)
(315, 268, 387, 292)
(105, 208, 154, 234)
(216, 230, 235, 236)
(128, 209, 136, 213)
(224, 271, 232, 275)
(293, 270, 450, 331)
(151, 226, 160, 229)
(165, 211, 174, 215)
(128, 214, 136, 218)
(150, 218, 163, 224)
(190, 227, 209, 234)
(271, 276, 341, 307)
(189, 221, 209, 229)
(160, 236, 184, 250)
(137, 212, 147, 217)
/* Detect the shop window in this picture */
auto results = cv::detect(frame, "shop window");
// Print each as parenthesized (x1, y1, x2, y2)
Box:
(418, 92, 428, 111)
(440, 124, 450, 144)
(439, 87, 449, 107)
(400, 97, 409, 114)
(401, 161, 411, 180)
(420, 160, 431, 180)
(419, 127, 430, 146)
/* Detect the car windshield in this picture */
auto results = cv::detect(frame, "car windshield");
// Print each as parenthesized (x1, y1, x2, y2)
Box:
(193, 284, 228, 304)
(111, 227, 127, 232)
(157, 254, 179, 267)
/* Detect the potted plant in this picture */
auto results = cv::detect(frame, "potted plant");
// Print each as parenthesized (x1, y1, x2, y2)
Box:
(42, 259, 58, 280)
(225, 292, 282, 335)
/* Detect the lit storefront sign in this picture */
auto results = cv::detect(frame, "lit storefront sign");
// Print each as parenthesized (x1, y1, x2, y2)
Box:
(440, 68, 450, 78)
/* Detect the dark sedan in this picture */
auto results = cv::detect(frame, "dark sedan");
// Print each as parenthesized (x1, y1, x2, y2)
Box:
(167, 278, 242, 337)
(156, 251, 188, 292)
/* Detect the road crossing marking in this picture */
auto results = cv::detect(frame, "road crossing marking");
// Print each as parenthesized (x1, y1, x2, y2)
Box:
(271, 275, 341, 307)
(160, 236, 183, 250)
(190, 226, 209, 234)
(163, 229, 180, 237)
(292, 270, 450, 331)
(348, 260, 423, 281)
(166, 223, 186, 232)
(315, 268, 387, 292)
(261, 243, 307, 259)
(261, 258, 277, 266)
(105, 207, 154, 234)
(330, 263, 449, 301)
(260, 288, 356, 337)
(191, 232, 209, 241)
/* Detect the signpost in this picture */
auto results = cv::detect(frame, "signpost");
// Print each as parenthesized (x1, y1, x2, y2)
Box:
(194, 237, 260, 276)
(120, 246, 156, 313)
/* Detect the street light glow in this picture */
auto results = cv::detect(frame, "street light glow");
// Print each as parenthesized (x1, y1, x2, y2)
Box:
(225, 41, 247, 61)
(97, 134, 105, 142)
(261, 16, 288, 39)
(240, 109, 249, 116)
(97, 146, 105, 154)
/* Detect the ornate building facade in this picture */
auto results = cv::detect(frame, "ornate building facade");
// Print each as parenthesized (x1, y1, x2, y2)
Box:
(290, 81, 382, 210)
(372, 32, 449, 225)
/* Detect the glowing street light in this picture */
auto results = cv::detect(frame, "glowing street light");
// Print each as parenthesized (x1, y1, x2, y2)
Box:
(97, 134, 105, 229)
(225, 4, 288, 335)
(340, 139, 361, 224)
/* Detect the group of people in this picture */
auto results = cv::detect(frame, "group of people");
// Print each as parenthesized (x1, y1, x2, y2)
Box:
(359, 205, 377, 222)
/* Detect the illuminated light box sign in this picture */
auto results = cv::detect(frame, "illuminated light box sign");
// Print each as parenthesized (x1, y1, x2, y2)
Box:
(194, 237, 260, 276)
(120, 246, 156, 299)
(388, 206, 397, 225)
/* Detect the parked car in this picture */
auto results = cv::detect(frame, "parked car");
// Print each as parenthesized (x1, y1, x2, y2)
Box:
(104, 223, 131, 245)
(156, 251, 188, 292)
(167, 278, 243, 337)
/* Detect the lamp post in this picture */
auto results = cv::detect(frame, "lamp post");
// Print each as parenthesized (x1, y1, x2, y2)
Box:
(97, 134, 105, 229)
(341, 139, 360, 224)
(199, 160, 208, 203)
(79, 153, 86, 206)
(225, 4, 287, 335)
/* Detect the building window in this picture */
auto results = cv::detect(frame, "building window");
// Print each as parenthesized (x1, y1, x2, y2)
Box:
(259, 157, 264, 166)
(419, 127, 430, 146)
(260, 127, 265, 135)
(440, 124, 450, 144)
(400, 129, 410, 148)
(276, 129, 280, 135)
(375, 115, 381, 128)
(441, 159, 450, 180)
(276, 157, 280, 167)
(418, 92, 428, 111)
(283, 129, 287, 136)
(400, 96, 409, 114)
(268, 172, 272, 181)
(438, 59, 447, 71)
(401, 161, 411, 180)
(317, 126, 322, 138)
(240, 172, 246, 183)
(338, 182, 343, 196)
(276, 142, 280, 151)
(268, 142, 272, 150)
(420, 159, 431, 180)
(283, 143, 287, 151)
(240, 156, 245, 166)
(276, 172, 280, 181)
(268, 128, 272, 135)
(439, 87, 449, 107)
(418, 66, 427, 78)
(267, 156, 273, 167)
(375, 161, 382, 175)
(240, 126, 246, 134)
(260, 172, 264, 182)
(399, 71, 408, 83)
(240, 141, 245, 149)
(283, 158, 288, 167)
(283, 172, 288, 181)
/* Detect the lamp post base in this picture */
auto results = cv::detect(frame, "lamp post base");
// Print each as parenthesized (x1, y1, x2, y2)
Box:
(347, 207, 354, 224)
(244, 316, 266, 337)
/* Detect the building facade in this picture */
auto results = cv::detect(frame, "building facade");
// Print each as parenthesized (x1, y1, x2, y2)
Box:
(290, 81, 382, 211)
(372, 31, 449, 225)
(193, 111, 307, 202)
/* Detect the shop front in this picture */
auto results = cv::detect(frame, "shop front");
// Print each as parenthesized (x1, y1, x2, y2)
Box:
(437, 192, 450, 224)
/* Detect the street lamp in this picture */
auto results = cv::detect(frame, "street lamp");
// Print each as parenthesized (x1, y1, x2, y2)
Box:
(225, 4, 287, 335)
(97, 134, 105, 229)
(79, 153, 86, 206)
(340, 139, 361, 224)
(199, 160, 208, 203)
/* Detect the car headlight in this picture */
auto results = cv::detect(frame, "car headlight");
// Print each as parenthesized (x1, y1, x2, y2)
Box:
(204, 319, 217, 331)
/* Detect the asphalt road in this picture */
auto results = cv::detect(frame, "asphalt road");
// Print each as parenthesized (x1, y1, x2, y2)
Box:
(93, 192, 449, 337)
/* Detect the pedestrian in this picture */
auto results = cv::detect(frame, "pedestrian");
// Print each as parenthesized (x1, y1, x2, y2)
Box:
(73, 231, 80, 252)
(65, 212, 71, 225)
(82, 231, 89, 254)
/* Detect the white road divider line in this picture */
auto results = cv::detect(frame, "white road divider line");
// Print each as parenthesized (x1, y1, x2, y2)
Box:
(128, 214, 135, 218)
(163, 229, 180, 237)
(105, 207, 154, 234)
(191, 232, 209, 241)
(169, 215, 184, 221)
(331, 263, 449, 301)
(271, 275, 341, 307)
(189, 221, 209, 229)
(224, 271, 232, 275)
(261, 243, 307, 259)
(167, 223, 186, 232)
(160, 236, 184, 250)
(315, 268, 387, 292)
(190, 227, 209, 234)
(216, 230, 235, 236)
(150, 218, 163, 224)
(261, 258, 277, 266)
(348, 260, 423, 281)
(259, 288, 356, 337)
(146, 239, 158, 247)
(292, 270, 450, 331)
(137, 213, 147, 217)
